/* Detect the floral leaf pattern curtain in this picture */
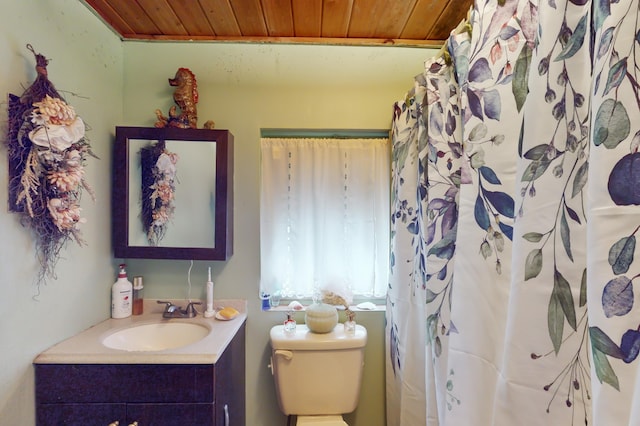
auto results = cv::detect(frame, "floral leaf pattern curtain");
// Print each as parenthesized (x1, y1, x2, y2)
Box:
(386, 0, 640, 424)
(386, 76, 428, 425)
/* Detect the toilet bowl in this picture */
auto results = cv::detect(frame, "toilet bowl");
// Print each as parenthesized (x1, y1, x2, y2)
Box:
(269, 323, 367, 426)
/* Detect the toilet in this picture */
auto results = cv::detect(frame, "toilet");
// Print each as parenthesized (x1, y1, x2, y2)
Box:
(269, 323, 367, 426)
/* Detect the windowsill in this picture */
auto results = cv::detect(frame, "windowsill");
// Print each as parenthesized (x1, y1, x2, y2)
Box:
(262, 301, 386, 313)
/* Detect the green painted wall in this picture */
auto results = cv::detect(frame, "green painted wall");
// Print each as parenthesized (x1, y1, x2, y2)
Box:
(0, 0, 123, 424)
(1, 2, 435, 424)
(121, 42, 434, 426)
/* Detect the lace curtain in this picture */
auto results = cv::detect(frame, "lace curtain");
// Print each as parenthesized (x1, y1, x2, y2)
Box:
(260, 137, 389, 299)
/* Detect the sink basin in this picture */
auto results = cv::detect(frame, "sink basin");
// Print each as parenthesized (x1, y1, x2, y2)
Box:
(102, 322, 210, 352)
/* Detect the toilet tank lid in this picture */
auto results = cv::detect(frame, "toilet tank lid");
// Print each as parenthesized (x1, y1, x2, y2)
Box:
(270, 324, 367, 350)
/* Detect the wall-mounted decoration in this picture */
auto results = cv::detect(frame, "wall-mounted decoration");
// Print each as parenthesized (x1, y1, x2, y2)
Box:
(140, 140, 178, 245)
(154, 68, 215, 130)
(6, 45, 95, 284)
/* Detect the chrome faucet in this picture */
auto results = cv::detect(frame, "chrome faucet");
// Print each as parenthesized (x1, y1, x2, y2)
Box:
(157, 300, 202, 318)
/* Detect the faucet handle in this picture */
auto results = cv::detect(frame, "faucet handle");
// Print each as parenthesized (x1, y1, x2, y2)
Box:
(185, 301, 202, 317)
(157, 300, 174, 311)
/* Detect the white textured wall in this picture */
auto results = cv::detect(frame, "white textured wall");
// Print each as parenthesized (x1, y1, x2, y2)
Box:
(121, 41, 435, 426)
(0, 1, 122, 424)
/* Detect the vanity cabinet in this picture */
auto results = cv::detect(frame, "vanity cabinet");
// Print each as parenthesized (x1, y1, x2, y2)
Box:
(35, 323, 245, 426)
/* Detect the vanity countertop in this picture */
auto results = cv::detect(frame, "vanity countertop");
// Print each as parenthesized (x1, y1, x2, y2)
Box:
(34, 299, 246, 365)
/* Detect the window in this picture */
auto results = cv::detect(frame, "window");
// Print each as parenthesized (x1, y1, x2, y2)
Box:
(260, 134, 390, 300)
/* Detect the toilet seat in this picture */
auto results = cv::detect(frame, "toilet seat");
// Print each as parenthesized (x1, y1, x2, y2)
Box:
(296, 415, 348, 425)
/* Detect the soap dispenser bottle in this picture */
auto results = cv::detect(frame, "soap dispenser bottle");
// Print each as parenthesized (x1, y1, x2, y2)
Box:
(111, 264, 133, 319)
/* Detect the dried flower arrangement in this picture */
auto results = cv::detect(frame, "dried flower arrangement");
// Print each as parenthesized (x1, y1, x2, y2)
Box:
(140, 141, 178, 245)
(321, 285, 356, 323)
(6, 45, 96, 284)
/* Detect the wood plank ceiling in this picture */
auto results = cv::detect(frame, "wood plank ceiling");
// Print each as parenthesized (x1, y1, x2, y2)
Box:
(82, 0, 474, 47)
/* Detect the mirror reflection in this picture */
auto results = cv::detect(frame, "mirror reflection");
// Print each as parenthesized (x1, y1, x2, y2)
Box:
(128, 138, 217, 248)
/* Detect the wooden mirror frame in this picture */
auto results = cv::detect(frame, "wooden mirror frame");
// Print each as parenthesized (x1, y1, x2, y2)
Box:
(113, 126, 233, 260)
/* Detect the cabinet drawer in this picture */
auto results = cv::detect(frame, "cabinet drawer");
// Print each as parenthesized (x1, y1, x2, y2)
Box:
(35, 364, 214, 404)
(36, 402, 125, 426)
(127, 402, 214, 425)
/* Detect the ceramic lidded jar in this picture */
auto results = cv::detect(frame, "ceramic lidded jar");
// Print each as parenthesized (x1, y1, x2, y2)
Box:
(304, 303, 339, 333)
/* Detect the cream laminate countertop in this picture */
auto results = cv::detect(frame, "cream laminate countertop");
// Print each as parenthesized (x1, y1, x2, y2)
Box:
(34, 299, 246, 365)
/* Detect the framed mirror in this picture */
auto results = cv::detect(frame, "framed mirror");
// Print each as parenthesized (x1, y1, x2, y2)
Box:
(113, 126, 233, 260)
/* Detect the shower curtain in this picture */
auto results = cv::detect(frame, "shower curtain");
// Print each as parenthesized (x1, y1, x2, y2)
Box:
(386, 0, 640, 425)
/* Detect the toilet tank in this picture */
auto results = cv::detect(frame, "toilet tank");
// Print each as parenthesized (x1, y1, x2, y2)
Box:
(269, 324, 367, 416)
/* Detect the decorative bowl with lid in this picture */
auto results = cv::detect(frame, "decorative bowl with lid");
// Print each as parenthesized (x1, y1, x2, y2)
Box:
(304, 303, 338, 333)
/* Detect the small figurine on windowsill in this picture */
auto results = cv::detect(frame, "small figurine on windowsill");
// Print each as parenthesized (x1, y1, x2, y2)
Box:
(154, 67, 215, 129)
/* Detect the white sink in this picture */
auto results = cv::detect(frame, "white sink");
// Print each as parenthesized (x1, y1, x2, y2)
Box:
(102, 322, 211, 352)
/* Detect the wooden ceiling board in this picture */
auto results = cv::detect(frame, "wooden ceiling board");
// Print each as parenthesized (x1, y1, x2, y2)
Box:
(136, 0, 188, 36)
(348, 0, 386, 38)
(81, 0, 470, 46)
(427, 0, 472, 40)
(292, 0, 322, 37)
(200, 0, 242, 36)
(321, 0, 353, 38)
(230, 0, 269, 36)
(400, 0, 447, 40)
(167, 0, 214, 36)
(261, 0, 293, 36)
(84, 0, 136, 36)
(100, 0, 160, 35)
(374, 0, 418, 38)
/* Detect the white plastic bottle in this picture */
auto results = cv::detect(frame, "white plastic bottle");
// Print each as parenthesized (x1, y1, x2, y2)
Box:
(111, 264, 133, 318)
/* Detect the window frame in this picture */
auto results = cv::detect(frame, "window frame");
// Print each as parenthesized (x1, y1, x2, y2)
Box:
(259, 129, 391, 305)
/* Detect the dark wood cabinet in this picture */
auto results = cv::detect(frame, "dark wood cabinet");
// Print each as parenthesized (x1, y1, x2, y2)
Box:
(35, 323, 245, 426)
(112, 126, 234, 261)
